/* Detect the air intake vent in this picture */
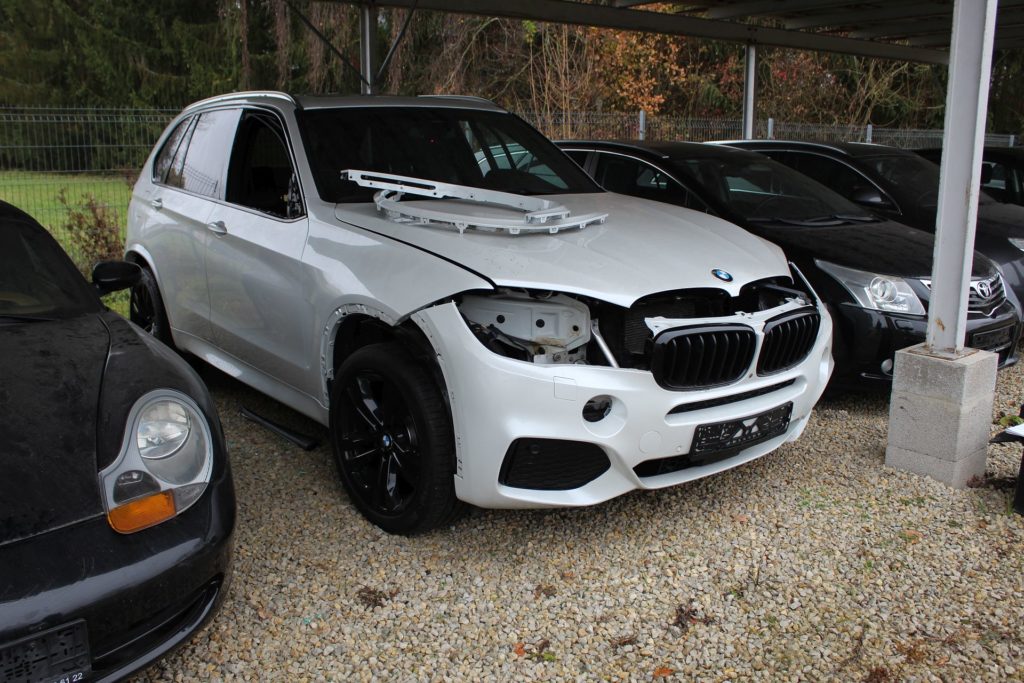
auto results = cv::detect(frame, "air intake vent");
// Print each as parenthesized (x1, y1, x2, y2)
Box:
(651, 324, 756, 390)
(757, 308, 820, 375)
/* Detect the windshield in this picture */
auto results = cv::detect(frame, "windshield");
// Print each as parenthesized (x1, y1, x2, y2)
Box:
(859, 153, 994, 208)
(0, 214, 100, 320)
(671, 154, 875, 224)
(299, 107, 600, 203)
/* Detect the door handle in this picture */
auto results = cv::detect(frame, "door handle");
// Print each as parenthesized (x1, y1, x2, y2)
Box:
(207, 220, 228, 236)
(150, 198, 163, 210)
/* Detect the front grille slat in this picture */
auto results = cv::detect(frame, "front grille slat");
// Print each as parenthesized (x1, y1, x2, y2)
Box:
(652, 325, 756, 390)
(757, 308, 821, 375)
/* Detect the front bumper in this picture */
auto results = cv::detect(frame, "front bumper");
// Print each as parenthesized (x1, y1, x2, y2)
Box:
(414, 301, 833, 509)
(0, 471, 235, 683)
(830, 300, 1020, 386)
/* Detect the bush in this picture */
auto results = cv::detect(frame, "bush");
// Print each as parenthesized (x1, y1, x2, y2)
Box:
(57, 189, 125, 276)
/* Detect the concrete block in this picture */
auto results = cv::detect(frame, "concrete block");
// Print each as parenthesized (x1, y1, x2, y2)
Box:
(891, 345, 997, 403)
(885, 344, 997, 489)
(885, 444, 987, 488)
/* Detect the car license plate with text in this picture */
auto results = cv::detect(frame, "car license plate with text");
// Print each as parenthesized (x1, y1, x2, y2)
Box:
(691, 402, 793, 455)
(0, 620, 90, 683)
(971, 325, 1014, 351)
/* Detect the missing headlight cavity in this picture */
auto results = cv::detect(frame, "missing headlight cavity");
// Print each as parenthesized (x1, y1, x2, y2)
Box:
(458, 278, 812, 368)
(460, 290, 591, 364)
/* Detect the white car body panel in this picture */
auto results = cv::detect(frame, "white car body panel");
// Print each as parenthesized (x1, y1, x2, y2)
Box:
(335, 193, 786, 307)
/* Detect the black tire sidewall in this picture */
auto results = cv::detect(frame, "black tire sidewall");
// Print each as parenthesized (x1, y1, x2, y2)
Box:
(329, 342, 459, 535)
(132, 266, 172, 345)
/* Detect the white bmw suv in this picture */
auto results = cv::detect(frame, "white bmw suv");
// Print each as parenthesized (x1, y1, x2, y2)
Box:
(127, 91, 833, 534)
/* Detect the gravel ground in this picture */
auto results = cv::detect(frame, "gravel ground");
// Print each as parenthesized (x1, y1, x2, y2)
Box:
(132, 359, 1024, 683)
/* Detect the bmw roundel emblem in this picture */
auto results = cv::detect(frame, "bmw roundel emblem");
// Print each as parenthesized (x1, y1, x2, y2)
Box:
(711, 268, 733, 282)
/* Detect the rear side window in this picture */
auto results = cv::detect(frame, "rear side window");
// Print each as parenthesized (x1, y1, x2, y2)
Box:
(152, 116, 195, 185)
(178, 109, 242, 198)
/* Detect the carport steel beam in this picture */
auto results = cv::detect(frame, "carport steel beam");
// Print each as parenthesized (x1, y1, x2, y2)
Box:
(347, 0, 951, 64)
(928, 0, 999, 353)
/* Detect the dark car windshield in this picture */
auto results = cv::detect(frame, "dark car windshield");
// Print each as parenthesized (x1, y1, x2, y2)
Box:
(0, 213, 100, 320)
(299, 107, 600, 203)
(859, 153, 994, 208)
(671, 154, 874, 224)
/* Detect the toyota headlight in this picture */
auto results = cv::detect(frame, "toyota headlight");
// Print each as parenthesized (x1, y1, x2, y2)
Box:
(99, 389, 214, 533)
(816, 260, 926, 315)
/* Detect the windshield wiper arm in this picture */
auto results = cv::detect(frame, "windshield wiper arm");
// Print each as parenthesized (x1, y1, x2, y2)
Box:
(747, 214, 877, 227)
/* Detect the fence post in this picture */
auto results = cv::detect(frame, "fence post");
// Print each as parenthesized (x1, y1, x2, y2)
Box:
(767, 117, 774, 140)
(638, 110, 646, 141)
(865, 123, 873, 143)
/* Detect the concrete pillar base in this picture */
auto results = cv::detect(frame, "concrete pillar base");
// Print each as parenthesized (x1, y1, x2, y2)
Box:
(885, 344, 997, 488)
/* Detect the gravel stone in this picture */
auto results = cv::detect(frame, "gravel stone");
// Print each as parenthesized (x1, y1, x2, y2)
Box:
(130, 357, 1024, 682)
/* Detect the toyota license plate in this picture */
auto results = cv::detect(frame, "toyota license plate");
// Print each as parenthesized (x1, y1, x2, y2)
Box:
(692, 402, 793, 455)
(971, 325, 1014, 351)
(0, 620, 91, 683)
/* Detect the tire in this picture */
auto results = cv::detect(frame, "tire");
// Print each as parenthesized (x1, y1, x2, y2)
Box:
(329, 342, 464, 535)
(130, 266, 173, 346)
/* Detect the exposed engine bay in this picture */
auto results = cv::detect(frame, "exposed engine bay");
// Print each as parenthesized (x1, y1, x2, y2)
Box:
(458, 273, 815, 368)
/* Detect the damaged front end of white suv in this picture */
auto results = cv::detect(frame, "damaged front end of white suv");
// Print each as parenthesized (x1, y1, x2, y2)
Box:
(339, 169, 833, 512)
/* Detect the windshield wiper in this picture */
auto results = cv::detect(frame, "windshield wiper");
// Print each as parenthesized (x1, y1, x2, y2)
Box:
(747, 214, 877, 227)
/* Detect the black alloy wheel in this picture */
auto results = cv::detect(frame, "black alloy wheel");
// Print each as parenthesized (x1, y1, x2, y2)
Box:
(130, 266, 172, 345)
(330, 342, 462, 534)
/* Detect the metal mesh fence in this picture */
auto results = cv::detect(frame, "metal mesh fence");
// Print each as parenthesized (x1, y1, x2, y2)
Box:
(0, 107, 177, 265)
(0, 106, 1018, 264)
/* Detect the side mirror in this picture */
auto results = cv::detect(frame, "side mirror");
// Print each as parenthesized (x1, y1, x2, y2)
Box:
(92, 260, 142, 296)
(850, 185, 892, 208)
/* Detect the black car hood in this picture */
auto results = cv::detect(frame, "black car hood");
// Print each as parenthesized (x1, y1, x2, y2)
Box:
(978, 202, 1024, 238)
(0, 314, 109, 546)
(755, 219, 993, 279)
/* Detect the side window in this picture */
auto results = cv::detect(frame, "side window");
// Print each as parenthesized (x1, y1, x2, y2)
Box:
(594, 153, 708, 211)
(178, 109, 242, 199)
(782, 153, 876, 201)
(226, 112, 305, 219)
(981, 161, 1009, 201)
(152, 116, 194, 184)
(562, 150, 589, 168)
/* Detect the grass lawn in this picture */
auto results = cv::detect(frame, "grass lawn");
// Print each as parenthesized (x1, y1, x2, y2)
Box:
(0, 170, 134, 316)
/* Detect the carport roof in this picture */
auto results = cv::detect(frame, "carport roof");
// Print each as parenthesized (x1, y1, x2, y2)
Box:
(353, 0, 1024, 64)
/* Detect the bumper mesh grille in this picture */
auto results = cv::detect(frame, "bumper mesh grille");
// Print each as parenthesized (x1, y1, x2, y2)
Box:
(651, 325, 756, 390)
(757, 308, 820, 375)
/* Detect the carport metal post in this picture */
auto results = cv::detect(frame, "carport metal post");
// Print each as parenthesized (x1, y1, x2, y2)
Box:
(885, 0, 1000, 488)
(360, 3, 378, 94)
(742, 43, 757, 140)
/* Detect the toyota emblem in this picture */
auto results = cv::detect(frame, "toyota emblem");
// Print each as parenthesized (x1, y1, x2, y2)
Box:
(976, 279, 992, 299)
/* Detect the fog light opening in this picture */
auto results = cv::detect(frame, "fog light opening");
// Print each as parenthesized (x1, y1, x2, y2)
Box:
(583, 395, 613, 423)
(881, 358, 894, 375)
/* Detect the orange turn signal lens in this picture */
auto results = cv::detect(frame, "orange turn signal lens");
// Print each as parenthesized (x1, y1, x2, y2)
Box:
(107, 490, 176, 533)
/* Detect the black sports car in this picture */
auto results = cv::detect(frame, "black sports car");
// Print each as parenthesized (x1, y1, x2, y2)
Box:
(558, 140, 1020, 388)
(0, 201, 235, 682)
(721, 139, 1024, 308)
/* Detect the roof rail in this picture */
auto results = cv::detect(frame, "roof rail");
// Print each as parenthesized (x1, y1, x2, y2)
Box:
(184, 91, 296, 112)
(418, 94, 499, 105)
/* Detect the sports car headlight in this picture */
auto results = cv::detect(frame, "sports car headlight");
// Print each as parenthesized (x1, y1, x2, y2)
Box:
(99, 389, 214, 533)
(816, 260, 926, 315)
